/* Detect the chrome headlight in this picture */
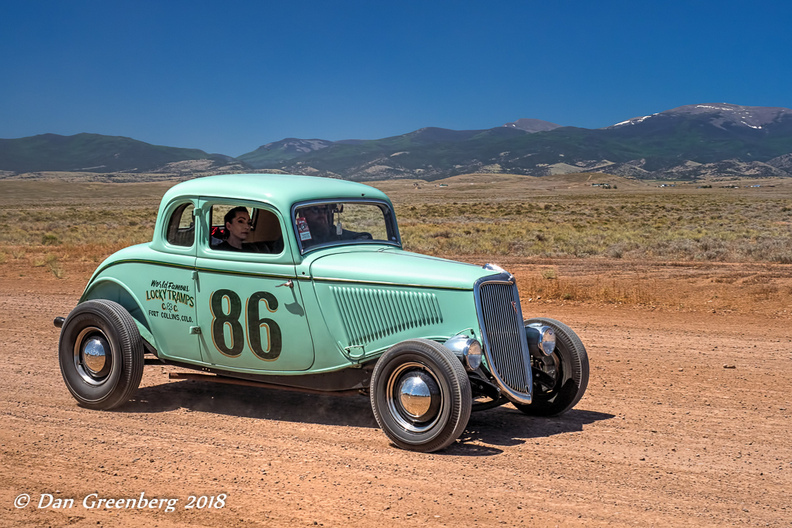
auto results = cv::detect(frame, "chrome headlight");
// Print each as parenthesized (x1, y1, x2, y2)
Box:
(444, 335, 483, 371)
(525, 324, 556, 357)
(538, 327, 556, 356)
(483, 263, 506, 273)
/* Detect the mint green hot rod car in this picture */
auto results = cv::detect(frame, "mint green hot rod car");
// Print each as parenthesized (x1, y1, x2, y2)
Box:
(56, 174, 589, 452)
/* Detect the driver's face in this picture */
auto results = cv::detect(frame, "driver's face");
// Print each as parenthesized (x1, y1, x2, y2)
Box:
(302, 205, 331, 232)
(226, 210, 251, 241)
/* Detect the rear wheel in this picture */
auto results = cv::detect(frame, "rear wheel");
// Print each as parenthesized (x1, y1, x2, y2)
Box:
(515, 318, 589, 417)
(58, 300, 144, 410)
(370, 339, 471, 452)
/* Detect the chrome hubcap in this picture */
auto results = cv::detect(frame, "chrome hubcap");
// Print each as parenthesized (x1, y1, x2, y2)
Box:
(398, 372, 435, 418)
(387, 362, 442, 433)
(73, 327, 112, 385)
(83, 337, 107, 374)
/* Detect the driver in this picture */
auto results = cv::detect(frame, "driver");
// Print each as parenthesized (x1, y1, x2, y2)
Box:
(214, 206, 256, 252)
(300, 204, 335, 245)
(297, 203, 372, 248)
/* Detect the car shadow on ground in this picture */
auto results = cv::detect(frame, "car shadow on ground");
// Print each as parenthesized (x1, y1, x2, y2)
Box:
(120, 380, 613, 456)
(121, 379, 379, 428)
(447, 407, 615, 456)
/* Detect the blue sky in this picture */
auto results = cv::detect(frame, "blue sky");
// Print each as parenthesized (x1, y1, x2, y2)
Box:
(2, 0, 790, 156)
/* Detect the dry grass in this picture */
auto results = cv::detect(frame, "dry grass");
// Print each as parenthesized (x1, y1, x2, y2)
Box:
(1, 175, 790, 309)
(389, 180, 792, 263)
(0, 180, 170, 268)
(507, 259, 792, 315)
(520, 269, 658, 304)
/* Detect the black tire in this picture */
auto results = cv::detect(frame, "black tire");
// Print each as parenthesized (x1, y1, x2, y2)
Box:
(370, 339, 471, 452)
(515, 318, 589, 417)
(58, 299, 144, 410)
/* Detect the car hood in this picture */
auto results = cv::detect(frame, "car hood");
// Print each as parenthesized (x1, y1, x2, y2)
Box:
(307, 248, 499, 290)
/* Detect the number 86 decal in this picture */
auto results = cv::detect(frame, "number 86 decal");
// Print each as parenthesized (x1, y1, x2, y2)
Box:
(210, 289, 282, 360)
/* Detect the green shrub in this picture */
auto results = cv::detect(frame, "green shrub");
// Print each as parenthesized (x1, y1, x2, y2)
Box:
(41, 233, 60, 245)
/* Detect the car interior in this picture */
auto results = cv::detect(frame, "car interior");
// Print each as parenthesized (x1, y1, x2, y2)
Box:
(209, 205, 284, 254)
(164, 202, 284, 253)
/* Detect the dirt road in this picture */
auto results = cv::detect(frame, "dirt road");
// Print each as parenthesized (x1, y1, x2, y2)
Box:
(1, 262, 791, 527)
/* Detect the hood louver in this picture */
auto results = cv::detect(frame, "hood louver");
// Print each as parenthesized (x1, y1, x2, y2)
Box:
(331, 286, 443, 345)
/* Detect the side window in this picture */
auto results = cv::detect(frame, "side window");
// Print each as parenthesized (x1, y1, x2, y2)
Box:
(166, 203, 195, 247)
(209, 203, 284, 254)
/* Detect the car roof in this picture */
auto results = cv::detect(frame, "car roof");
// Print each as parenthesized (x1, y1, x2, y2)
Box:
(160, 173, 391, 210)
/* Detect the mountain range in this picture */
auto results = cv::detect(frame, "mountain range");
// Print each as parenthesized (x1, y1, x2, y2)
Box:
(0, 133, 245, 175)
(3, 103, 792, 180)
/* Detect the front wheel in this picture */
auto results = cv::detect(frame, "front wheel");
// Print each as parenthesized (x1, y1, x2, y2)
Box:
(58, 299, 144, 410)
(515, 318, 589, 417)
(370, 339, 471, 452)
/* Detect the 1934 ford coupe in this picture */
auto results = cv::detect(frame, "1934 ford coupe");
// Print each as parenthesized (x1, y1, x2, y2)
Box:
(56, 173, 589, 452)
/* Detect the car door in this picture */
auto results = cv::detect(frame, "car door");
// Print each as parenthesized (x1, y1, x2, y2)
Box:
(144, 200, 202, 363)
(194, 200, 315, 372)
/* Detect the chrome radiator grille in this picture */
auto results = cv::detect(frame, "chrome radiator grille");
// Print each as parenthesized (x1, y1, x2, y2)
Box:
(477, 281, 532, 400)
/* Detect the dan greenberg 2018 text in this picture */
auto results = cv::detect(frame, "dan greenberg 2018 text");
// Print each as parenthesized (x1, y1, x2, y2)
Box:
(15, 492, 227, 513)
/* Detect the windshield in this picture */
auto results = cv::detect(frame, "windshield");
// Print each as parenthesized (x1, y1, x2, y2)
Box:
(293, 200, 400, 252)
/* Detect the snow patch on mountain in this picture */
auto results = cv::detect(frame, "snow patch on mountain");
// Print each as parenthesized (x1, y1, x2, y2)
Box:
(611, 114, 657, 127)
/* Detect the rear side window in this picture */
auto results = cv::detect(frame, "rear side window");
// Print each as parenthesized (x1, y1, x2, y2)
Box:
(166, 203, 195, 247)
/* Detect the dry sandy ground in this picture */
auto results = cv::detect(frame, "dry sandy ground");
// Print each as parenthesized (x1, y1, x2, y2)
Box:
(1, 260, 791, 528)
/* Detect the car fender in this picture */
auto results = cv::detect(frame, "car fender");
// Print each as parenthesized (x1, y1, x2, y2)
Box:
(80, 277, 159, 353)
